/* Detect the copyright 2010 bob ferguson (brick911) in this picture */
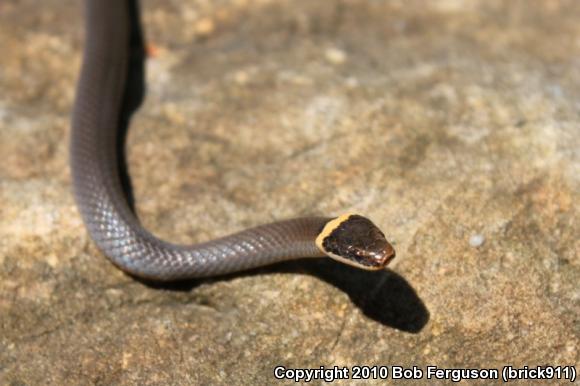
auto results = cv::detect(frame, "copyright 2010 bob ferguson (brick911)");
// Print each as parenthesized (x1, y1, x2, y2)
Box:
(273, 364, 577, 383)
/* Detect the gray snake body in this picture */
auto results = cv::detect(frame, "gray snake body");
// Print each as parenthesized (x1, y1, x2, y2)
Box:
(71, 0, 395, 281)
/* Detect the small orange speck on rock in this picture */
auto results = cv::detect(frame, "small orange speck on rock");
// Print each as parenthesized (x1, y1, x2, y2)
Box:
(146, 43, 160, 58)
(195, 17, 215, 37)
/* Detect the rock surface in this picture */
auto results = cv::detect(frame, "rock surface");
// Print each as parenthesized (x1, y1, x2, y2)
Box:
(1, 0, 578, 384)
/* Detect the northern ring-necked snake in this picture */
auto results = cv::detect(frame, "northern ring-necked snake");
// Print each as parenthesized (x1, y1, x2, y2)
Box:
(70, 0, 395, 281)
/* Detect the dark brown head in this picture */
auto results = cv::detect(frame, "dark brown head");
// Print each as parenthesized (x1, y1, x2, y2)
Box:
(316, 214, 396, 270)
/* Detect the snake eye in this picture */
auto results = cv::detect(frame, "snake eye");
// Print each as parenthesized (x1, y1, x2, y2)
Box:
(315, 214, 396, 270)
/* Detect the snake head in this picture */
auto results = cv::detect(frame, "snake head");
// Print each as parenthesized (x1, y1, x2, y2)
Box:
(315, 214, 396, 270)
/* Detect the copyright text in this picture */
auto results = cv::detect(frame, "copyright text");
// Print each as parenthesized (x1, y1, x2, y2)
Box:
(273, 365, 577, 383)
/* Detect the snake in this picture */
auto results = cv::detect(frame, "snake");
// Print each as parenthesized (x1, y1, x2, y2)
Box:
(70, 0, 396, 281)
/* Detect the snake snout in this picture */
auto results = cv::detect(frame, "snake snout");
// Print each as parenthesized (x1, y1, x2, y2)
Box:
(363, 237, 396, 269)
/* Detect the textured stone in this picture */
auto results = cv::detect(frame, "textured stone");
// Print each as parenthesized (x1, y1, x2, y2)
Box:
(1, 0, 578, 384)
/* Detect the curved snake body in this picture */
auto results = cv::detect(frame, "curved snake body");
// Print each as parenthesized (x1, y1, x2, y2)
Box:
(71, 0, 395, 281)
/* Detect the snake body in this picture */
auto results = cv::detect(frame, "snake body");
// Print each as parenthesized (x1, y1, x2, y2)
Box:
(71, 0, 395, 281)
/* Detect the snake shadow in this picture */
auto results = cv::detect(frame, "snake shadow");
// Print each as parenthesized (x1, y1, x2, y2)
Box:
(141, 260, 430, 333)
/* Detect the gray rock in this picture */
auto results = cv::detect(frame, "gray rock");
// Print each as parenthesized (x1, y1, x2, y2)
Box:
(1, 0, 578, 384)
